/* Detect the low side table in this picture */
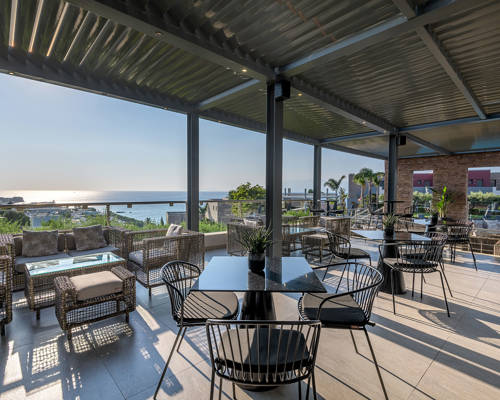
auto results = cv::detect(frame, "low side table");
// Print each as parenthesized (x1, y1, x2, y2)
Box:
(25, 252, 126, 319)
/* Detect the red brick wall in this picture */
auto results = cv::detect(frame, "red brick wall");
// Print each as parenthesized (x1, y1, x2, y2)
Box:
(385, 152, 500, 220)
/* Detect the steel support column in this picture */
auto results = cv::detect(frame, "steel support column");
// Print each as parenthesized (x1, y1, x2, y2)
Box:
(187, 113, 199, 231)
(266, 82, 285, 258)
(387, 134, 399, 214)
(313, 145, 322, 208)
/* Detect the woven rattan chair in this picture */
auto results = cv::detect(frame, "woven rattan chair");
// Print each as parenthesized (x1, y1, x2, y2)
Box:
(298, 262, 387, 399)
(0, 255, 12, 336)
(326, 231, 372, 266)
(126, 229, 205, 296)
(206, 320, 321, 400)
(379, 240, 451, 317)
(445, 223, 477, 270)
(226, 223, 259, 256)
(154, 261, 239, 399)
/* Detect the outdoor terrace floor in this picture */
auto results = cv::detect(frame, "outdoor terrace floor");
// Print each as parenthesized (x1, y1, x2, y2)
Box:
(1, 240, 499, 400)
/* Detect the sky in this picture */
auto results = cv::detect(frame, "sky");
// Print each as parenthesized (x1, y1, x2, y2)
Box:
(0, 73, 385, 192)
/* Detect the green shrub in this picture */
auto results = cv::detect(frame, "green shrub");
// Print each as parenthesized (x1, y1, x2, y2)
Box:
(283, 209, 311, 217)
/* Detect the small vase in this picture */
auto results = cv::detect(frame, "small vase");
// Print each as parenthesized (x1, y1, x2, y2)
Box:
(248, 252, 265, 272)
(383, 227, 394, 237)
(430, 214, 439, 225)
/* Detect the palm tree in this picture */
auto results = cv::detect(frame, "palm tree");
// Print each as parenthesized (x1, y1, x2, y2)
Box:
(353, 172, 367, 207)
(324, 176, 346, 198)
(372, 172, 385, 208)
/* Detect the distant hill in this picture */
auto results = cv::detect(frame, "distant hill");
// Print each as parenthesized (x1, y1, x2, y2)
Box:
(0, 196, 24, 204)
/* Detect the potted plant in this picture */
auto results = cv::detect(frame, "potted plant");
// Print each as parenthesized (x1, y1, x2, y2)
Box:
(431, 186, 455, 223)
(238, 227, 273, 271)
(383, 214, 399, 236)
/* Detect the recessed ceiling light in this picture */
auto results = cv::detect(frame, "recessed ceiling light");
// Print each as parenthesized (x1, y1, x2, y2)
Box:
(154, 31, 163, 37)
(298, 93, 302, 97)
(362, 121, 366, 125)
(8, 72, 14, 75)
(217, 120, 222, 123)
(241, 68, 247, 73)
(164, 107, 168, 110)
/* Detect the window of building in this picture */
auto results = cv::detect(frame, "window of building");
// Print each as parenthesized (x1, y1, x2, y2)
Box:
(417, 180, 422, 185)
(470, 179, 474, 185)
(477, 179, 483, 186)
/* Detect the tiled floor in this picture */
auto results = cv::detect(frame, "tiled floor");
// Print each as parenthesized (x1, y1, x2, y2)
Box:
(1, 241, 499, 400)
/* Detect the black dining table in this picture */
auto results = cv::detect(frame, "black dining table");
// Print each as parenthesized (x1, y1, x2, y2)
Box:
(352, 230, 430, 294)
(191, 256, 326, 321)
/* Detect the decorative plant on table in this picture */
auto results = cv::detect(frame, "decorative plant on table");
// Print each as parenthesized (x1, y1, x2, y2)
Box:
(238, 226, 273, 271)
(383, 214, 399, 236)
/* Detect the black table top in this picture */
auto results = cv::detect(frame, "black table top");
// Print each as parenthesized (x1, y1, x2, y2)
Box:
(352, 230, 430, 242)
(191, 256, 326, 293)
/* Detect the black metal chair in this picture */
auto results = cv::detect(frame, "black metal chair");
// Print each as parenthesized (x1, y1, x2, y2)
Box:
(298, 262, 387, 400)
(326, 231, 372, 267)
(154, 261, 239, 399)
(446, 223, 477, 270)
(379, 240, 451, 317)
(206, 320, 321, 400)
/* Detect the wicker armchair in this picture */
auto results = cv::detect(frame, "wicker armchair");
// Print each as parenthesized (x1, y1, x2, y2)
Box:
(126, 229, 205, 296)
(0, 255, 12, 336)
(54, 266, 136, 340)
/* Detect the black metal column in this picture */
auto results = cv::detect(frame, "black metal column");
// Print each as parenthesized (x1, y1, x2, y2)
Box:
(313, 145, 322, 208)
(387, 133, 399, 214)
(266, 81, 286, 258)
(187, 112, 199, 231)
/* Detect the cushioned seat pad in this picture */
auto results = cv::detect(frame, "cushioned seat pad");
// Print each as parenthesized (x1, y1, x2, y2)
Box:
(383, 257, 438, 271)
(180, 291, 238, 322)
(302, 293, 366, 326)
(68, 245, 119, 257)
(70, 270, 123, 301)
(216, 328, 310, 373)
(15, 252, 71, 273)
(338, 247, 370, 258)
(128, 250, 176, 268)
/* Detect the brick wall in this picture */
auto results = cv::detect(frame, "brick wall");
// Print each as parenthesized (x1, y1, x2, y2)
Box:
(385, 151, 500, 220)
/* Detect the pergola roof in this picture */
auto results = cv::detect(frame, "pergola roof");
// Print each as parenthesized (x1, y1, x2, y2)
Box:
(2, 0, 500, 160)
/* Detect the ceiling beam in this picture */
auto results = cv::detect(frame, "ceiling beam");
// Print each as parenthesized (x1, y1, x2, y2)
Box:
(399, 113, 500, 132)
(198, 79, 261, 111)
(323, 143, 388, 160)
(404, 133, 452, 155)
(392, 0, 487, 119)
(399, 148, 500, 159)
(320, 131, 386, 144)
(0, 46, 194, 114)
(277, 0, 493, 77)
(66, 0, 273, 81)
(292, 77, 396, 133)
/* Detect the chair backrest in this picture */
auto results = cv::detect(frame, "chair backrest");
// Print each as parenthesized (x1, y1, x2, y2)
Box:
(227, 223, 258, 256)
(326, 231, 350, 257)
(446, 224, 473, 241)
(319, 262, 383, 323)
(161, 261, 201, 323)
(206, 320, 321, 385)
(385, 240, 445, 269)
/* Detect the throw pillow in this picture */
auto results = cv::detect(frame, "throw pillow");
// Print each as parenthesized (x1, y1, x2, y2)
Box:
(73, 225, 107, 251)
(22, 230, 59, 257)
(166, 224, 183, 236)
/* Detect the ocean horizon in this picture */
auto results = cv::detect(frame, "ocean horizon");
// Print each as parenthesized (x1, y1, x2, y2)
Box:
(0, 190, 229, 223)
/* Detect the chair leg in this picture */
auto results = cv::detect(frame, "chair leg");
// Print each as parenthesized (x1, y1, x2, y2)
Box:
(305, 376, 311, 400)
(437, 270, 451, 317)
(232, 382, 236, 400)
(154, 327, 184, 399)
(148, 287, 152, 298)
(468, 240, 478, 271)
(299, 380, 303, 400)
(363, 327, 388, 400)
(176, 327, 187, 352)
(1, 324, 5, 337)
(390, 268, 396, 315)
(335, 265, 347, 292)
(209, 368, 216, 400)
(312, 371, 318, 400)
(368, 255, 372, 267)
(349, 328, 359, 354)
(420, 272, 424, 300)
(411, 272, 415, 298)
(218, 377, 223, 400)
(440, 262, 453, 297)
(322, 266, 330, 282)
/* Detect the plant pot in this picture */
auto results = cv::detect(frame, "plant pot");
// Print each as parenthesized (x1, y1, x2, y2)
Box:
(248, 252, 265, 272)
(430, 214, 439, 225)
(383, 228, 394, 237)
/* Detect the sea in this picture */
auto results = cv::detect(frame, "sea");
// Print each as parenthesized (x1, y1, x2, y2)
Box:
(0, 190, 228, 223)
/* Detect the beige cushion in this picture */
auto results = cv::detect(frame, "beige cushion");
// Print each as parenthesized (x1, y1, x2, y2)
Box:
(166, 224, 183, 236)
(243, 218, 262, 227)
(128, 249, 176, 268)
(73, 225, 107, 251)
(70, 270, 123, 301)
(22, 230, 58, 257)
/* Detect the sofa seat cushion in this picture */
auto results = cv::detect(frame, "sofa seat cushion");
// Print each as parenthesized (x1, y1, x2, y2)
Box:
(68, 245, 119, 257)
(22, 230, 59, 257)
(15, 252, 71, 273)
(128, 250, 176, 268)
(70, 270, 123, 301)
(73, 225, 107, 251)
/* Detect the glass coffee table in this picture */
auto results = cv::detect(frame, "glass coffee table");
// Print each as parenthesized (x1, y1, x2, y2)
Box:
(24, 252, 125, 319)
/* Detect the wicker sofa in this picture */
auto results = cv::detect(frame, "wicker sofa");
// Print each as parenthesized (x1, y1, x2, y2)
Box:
(125, 228, 205, 295)
(5, 227, 127, 291)
(0, 255, 12, 336)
